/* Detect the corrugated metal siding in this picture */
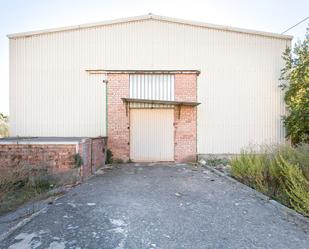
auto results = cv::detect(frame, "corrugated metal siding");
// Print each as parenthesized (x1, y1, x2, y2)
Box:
(130, 109, 174, 161)
(10, 19, 289, 153)
(129, 74, 174, 108)
(9, 35, 106, 137)
(130, 74, 174, 100)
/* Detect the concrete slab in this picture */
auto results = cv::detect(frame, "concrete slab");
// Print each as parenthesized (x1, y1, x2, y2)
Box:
(1, 164, 308, 249)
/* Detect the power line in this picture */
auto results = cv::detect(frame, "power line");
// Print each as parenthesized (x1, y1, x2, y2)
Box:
(281, 16, 309, 34)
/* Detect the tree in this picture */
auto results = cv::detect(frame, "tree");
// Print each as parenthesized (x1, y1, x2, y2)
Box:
(0, 113, 9, 138)
(280, 29, 309, 145)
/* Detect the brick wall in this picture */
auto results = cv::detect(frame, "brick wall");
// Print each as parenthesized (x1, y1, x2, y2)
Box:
(0, 137, 107, 183)
(91, 138, 106, 171)
(174, 74, 197, 162)
(106, 73, 197, 162)
(79, 137, 106, 179)
(79, 140, 91, 178)
(0, 144, 78, 184)
(107, 74, 130, 162)
(0, 144, 77, 171)
(175, 74, 197, 102)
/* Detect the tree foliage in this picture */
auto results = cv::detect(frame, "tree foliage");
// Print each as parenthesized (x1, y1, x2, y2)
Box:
(280, 29, 309, 144)
(0, 113, 9, 138)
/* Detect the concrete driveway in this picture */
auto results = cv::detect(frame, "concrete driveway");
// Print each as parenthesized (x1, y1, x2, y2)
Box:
(1, 164, 308, 249)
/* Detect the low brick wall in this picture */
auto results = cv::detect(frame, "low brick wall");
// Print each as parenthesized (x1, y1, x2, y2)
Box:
(0, 137, 107, 183)
(79, 137, 107, 180)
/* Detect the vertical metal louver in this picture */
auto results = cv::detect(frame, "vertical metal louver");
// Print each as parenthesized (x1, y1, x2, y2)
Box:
(129, 74, 174, 101)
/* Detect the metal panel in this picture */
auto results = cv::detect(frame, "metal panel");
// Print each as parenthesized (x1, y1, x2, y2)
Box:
(129, 103, 174, 109)
(9, 18, 290, 153)
(8, 14, 293, 40)
(130, 109, 174, 161)
(130, 74, 174, 100)
(9, 34, 107, 137)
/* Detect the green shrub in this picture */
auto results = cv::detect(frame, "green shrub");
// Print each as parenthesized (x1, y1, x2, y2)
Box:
(276, 155, 309, 215)
(106, 149, 113, 164)
(291, 143, 309, 180)
(105, 150, 124, 164)
(230, 144, 309, 216)
(73, 153, 83, 168)
(32, 178, 52, 191)
(205, 156, 229, 166)
(231, 151, 267, 193)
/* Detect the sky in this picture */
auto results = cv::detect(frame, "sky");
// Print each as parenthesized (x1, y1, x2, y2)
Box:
(0, 0, 308, 115)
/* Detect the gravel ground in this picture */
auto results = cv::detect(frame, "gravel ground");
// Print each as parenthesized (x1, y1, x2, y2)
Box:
(1, 164, 308, 249)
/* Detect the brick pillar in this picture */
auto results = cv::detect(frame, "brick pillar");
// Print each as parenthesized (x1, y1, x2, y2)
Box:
(174, 74, 197, 162)
(107, 74, 130, 162)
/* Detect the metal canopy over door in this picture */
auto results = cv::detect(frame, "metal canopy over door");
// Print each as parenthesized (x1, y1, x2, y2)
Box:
(130, 109, 174, 162)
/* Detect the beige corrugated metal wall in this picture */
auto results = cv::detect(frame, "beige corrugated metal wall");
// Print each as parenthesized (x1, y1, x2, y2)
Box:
(9, 19, 290, 153)
(9, 35, 106, 137)
(130, 109, 174, 161)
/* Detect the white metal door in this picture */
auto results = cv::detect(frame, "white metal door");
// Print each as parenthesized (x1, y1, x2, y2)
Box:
(130, 109, 174, 161)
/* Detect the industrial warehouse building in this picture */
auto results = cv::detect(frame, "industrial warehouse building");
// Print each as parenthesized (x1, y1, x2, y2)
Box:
(6, 14, 292, 162)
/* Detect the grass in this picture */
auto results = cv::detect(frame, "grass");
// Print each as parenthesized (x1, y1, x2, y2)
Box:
(0, 165, 54, 215)
(0, 183, 52, 215)
(203, 156, 230, 167)
(230, 143, 309, 216)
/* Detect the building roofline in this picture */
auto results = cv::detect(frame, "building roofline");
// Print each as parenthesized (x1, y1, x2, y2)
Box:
(85, 69, 201, 75)
(7, 14, 293, 40)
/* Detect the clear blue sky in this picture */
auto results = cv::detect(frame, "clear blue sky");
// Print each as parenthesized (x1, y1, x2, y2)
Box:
(0, 0, 308, 115)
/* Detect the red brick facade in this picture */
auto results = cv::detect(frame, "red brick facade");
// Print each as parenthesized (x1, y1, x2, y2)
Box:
(106, 73, 197, 163)
(107, 74, 130, 162)
(0, 144, 77, 172)
(0, 137, 107, 182)
(174, 74, 197, 162)
(174, 74, 197, 102)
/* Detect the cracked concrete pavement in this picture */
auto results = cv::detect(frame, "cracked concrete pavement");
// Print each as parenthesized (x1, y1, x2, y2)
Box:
(1, 164, 308, 249)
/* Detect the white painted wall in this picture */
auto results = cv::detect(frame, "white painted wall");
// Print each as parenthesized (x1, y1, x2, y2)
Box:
(9, 17, 290, 153)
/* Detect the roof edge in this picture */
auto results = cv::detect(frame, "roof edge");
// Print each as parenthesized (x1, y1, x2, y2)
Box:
(7, 14, 293, 40)
(85, 69, 201, 75)
(7, 14, 151, 38)
(153, 15, 293, 40)
(122, 98, 201, 106)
